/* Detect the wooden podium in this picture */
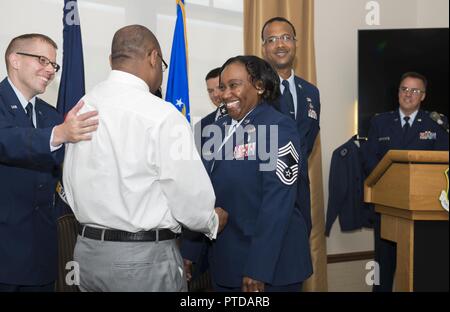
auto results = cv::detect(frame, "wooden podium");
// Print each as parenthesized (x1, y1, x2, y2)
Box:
(364, 150, 449, 291)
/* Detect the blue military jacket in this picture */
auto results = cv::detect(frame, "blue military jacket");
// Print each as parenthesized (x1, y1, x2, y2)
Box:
(193, 110, 216, 153)
(325, 136, 374, 236)
(0, 78, 64, 285)
(291, 76, 321, 158)
(194, 106, 228, 154)
(274, 76, 321, 235)
(185, 108, 228, 278)
(198, 102, 312, 287)
(364, 109, 449, 175)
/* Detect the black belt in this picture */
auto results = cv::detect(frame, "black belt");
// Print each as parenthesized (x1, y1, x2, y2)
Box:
(78, 224, 178, 242)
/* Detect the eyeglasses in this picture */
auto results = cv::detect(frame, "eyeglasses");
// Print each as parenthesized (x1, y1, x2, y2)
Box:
(263, 34, 296, 45)
(16, 52, 60, 72)
(157, 53, 168, 73)
(399, 86, 425, 96)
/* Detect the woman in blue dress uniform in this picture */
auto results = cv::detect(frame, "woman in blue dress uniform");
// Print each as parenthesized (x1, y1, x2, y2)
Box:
(185, 55, 313, 292)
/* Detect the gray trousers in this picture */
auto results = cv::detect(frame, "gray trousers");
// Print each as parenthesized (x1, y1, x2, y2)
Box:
(74, 235, 187, 292)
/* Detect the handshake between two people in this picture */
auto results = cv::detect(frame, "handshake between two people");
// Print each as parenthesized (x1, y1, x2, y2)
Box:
(183, 207, 228, 284)
(215, 207, 228, 234)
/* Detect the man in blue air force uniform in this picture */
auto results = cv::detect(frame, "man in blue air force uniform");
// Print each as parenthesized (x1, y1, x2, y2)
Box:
(364, 72, 449, 292)
(261, 17, 321, 235)
(194, 67, 228, 154)
(184, 68, 229, 286)
(0, 34, 98, 291)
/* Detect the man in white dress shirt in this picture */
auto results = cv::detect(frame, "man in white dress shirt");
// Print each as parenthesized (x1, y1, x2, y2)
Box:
(63, 25, 227, 292)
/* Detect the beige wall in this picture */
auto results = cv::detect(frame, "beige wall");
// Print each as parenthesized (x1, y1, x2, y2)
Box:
(315, 0, 449, 255)
(417, 0, 449, 27)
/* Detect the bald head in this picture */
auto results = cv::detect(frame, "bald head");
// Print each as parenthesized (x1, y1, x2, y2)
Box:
(110, 25, 164, 93)
(111, 25, 159, 68)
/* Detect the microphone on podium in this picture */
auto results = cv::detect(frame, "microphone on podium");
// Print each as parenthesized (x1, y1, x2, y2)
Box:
(429, 111, 449, 133)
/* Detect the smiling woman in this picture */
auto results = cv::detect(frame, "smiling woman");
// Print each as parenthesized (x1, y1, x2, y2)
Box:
(220, 55, 280, 121)
(181, 55, 313, 292)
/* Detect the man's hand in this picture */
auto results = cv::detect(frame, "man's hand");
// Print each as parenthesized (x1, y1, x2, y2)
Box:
(183, 259, 193, 282)
(215, 207, 228, 234)
(52, 100, 99, 146)
(242, 276, 264, 292)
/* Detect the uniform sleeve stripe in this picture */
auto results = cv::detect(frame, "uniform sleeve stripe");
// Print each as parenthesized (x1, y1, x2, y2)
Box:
(278, 150, 299, 162)
(276, 162, 298, 172)
(278, 141, 300, 160)
(277, 162, 298, 171)
(276, 141, 300, 185)
(275, 170, 298, 185)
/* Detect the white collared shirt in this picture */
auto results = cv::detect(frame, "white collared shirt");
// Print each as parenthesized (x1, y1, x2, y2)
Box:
(399, 108, 419, 127)
(7, 77, 61, 152)
(63, 70, 218, 239)
(279, 70, 298, 119)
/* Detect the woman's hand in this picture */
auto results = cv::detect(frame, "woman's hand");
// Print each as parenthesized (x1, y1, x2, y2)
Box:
(242, 276, 265, 292)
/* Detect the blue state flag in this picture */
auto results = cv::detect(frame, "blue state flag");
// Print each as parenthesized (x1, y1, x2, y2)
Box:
(55, 0, 85, 217)
(57, 0, 85, 115)
(165, 0, 190, 122)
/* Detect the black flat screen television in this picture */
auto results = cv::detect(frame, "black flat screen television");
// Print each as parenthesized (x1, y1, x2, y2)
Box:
(358, 28, 449, 137)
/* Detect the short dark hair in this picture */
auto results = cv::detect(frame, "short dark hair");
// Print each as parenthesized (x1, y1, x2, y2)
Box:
(400, 72, 428, 90)
(261, 17, 297, 41)
(5, 33, 58, 73)
(220, 55, 281, 102)
(111, 24, 158, 67)
(205, 67, 221, 81)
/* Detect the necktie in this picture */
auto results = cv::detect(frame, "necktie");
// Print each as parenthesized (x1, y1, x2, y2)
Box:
(281, 80, 296, 120)
(25, 102, 34, 127)
(402, 116, 410, 139)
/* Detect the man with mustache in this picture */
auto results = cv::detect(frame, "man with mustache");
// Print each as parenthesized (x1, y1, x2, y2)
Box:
(0, 33, 98, 292)
(262, 17, 322, 237)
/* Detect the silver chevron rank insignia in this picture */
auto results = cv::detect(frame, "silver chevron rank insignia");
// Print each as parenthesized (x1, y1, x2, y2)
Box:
(276, 141, 299, 185)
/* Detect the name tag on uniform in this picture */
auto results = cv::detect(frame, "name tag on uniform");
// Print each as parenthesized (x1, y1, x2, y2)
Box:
(378, 136, 390, 142)
(234, 142, 256, 159)
(419, 131, 437, 140)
